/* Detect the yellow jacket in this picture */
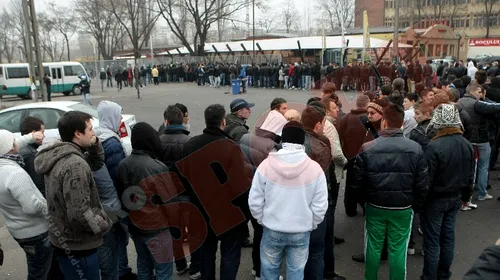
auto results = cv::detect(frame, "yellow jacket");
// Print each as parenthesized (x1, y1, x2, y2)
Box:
(152, 68, 159, 77)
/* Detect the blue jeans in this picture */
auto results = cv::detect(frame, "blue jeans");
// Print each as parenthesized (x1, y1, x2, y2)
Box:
(130, 230, 173, 280)
(261, 227, 310, 280)
(304, 218, 326, 280)
(98, 222, 132, 280)
(420, 197, 461, 280)
(15, 231, 53, 280)
(200, 233, 242, 280)
(56, 250, 100, 280)
(474, 143, 491, 198)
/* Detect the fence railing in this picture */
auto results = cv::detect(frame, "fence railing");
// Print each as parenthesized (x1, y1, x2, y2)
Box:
(80, 54, 283, 78)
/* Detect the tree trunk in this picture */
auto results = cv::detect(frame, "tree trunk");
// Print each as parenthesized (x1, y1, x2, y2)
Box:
(66, 37, 71, 61)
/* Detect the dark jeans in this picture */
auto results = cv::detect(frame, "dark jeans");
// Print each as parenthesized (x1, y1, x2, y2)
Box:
(200, 233, 242, 280)
(130, 230, 173, 280)
(250, 217, 263, 277)
(324, 203, 335, 274)
(15, 231, 53, 280)
(97, 221, 132, 280)
(420, 197, 461, 280)
(344, 164, 363, 217)
(56, 249, 100, 280)
(304, 216, 327, 280)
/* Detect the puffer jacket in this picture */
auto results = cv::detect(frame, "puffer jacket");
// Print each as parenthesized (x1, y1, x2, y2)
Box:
(159, 125, 190, 169)
(425, 128, 474, 201)
(353, 129, 429, 212)
(240, 128, 281, 169)
(458, 93, 500, 143)
(409, 119, 431, 149)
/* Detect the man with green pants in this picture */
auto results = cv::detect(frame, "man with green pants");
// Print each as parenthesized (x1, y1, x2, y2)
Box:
(353, 103, 429, 280)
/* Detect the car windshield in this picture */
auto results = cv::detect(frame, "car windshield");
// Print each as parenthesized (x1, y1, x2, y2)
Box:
(68, 103, 99, 118)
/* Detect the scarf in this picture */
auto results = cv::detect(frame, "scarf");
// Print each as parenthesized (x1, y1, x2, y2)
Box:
(0, 153, 25, 168)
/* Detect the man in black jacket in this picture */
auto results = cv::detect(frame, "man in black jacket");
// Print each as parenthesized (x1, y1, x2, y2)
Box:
(224, 99, 254, 143)
(159, 105, 200, 278)
(182, 104, 253, 280)
(19, 117, 45, 194)
(353, 103, 429, 280)
(421, 103, 474, 280)
(409, 100, 434, 149)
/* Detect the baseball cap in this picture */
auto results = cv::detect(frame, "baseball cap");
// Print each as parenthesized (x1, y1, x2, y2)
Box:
(230, 99, 255, 113)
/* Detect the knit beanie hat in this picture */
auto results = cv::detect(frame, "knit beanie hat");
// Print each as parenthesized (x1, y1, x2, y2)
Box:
(281, 121, 305, 145)
(427, 103, 463, 133)
(367, 98, 389, 115)
(0, 130, 14, 154)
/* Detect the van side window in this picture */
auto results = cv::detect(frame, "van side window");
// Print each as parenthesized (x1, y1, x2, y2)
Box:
(6, 67, 29, 79)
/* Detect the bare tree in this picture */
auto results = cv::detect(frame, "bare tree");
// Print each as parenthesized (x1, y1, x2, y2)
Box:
(107, 0, 160, 60)
(2, 0, 28, 61)
(0, 10, 18, 62)
(44, 3, 76, 61)
(158, 0, 248, 55)
(74, 0, 127, 60)
(256, 5, 278, 34)
(317, 0, 355, 31)
(38, 14, 64, 61)
(485, 0, 500, 38)
(282, 0, 299, 34)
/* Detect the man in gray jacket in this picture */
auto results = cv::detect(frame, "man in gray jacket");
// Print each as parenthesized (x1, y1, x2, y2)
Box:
(35, 111, 110, 280)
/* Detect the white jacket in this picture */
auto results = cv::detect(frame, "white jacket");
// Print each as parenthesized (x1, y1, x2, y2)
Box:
(323, 116, 347, 182)
(0, 159, 48, 239)
(248, 144, 328, 233)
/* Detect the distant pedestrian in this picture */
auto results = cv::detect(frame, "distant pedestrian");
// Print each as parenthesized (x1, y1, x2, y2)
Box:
(43, 73, 52, 101)
(100, 68, 107, 91)
(79, 75, 92, 105)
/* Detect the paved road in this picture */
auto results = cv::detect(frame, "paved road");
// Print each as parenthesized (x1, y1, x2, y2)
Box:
(1, 83, 500, 279)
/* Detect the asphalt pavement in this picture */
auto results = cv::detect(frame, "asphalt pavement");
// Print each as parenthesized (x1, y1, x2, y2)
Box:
(0, 82, 499, 279)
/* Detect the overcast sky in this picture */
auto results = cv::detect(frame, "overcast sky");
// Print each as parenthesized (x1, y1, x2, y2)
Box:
(2, 0, 314, 30)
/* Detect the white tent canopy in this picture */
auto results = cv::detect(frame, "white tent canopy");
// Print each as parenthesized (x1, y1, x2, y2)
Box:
(157, 35, 412, 55)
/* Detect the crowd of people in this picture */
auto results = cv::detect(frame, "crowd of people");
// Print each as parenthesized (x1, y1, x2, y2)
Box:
(2, 56, 500, 280)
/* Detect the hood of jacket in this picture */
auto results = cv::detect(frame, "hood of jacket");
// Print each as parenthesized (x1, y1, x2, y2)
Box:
(131, 122, 163, 159)
(97, 101, 122, 139)
(34, 141, 84, 175)
(260, 111, 288, 135)
(265, 144, 311, 180)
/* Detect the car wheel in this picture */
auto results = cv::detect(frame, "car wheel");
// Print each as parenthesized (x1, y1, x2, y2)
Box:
(72, 85, 81, 96)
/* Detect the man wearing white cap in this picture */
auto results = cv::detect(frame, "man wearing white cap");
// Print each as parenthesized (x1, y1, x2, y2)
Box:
(0, 129, 50, 280)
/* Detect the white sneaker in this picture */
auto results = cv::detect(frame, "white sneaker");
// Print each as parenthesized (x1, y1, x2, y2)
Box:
(252, 270, 256, 276)
(460, 204, 472, 211)
(189, 272, 201, 280)
(466, 201, 478, 209)
(478, 194, 493, 201)
(407, 247, 416, 255)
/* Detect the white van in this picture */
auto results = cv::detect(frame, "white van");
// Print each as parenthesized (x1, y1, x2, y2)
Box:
(0, 61, 88, 99)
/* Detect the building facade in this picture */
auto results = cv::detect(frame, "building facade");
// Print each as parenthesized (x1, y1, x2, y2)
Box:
(355, 0, 500, 38)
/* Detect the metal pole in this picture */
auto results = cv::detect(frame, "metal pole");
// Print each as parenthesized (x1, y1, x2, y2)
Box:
(22, 0, 37, 102)
(252, 0, 255, 62)
(28, 0, 47, 101)
(393, 0, 400, 63)
(150, 34, 154, 65)
(340, 20, 345, 67)
(90, 41, 98, 80)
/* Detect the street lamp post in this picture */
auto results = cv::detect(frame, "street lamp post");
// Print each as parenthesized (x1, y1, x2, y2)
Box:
(89, 41, 98, 80)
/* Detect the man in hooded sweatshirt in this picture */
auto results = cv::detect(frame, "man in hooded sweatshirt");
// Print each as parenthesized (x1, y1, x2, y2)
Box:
(116, 122, 177, 280)
(34, 111, 110, 280)
(95, 101, 136, 280)
(240, 108, 288, 280)
(0, 130, 50, 280)
(249, 121, 328, 280)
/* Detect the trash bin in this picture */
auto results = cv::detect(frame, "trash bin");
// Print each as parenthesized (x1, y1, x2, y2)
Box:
(231, 79, 240, 95)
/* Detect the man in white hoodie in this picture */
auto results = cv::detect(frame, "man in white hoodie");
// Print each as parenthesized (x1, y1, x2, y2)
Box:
(0, 129, 50, 280)
(249, 121, 328, 280)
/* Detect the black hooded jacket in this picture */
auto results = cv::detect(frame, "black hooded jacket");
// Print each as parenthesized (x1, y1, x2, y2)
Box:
(115, 122, 178, 235)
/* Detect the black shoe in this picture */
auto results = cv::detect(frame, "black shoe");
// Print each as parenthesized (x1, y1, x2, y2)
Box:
(352, 254, 364, 263)
(324, 271, 347, 280)
(334, 236, 345, 245)
(119, 271, 137, 280)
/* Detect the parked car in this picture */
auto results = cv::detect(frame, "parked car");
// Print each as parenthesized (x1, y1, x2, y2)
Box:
(0, 101, 136, 154)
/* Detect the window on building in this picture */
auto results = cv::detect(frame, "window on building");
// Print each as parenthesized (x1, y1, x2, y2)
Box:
(428, 44, 434, 57)
(443, 44, 448, 56)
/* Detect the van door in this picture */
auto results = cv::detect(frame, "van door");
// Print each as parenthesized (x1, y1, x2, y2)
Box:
(50, 66, 63, 93)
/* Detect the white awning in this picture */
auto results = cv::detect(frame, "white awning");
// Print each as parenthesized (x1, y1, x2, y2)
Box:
(160, 35, 413, 55)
